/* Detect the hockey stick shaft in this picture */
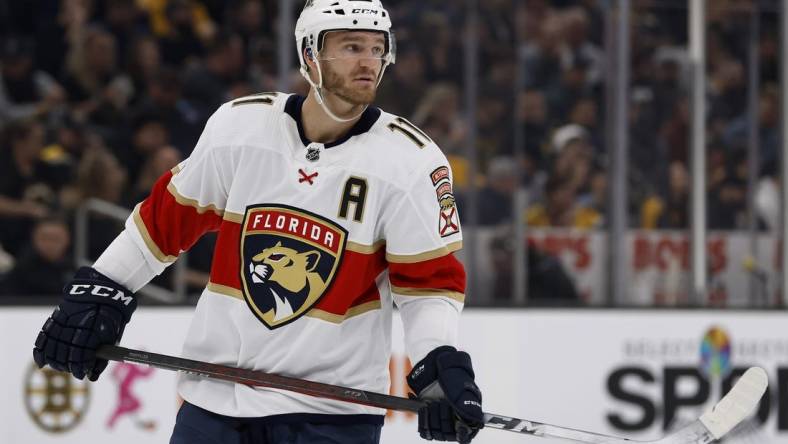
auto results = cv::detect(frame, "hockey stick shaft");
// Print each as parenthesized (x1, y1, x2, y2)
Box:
(96, 345, 763, 443)
(96, 345, 423, 412)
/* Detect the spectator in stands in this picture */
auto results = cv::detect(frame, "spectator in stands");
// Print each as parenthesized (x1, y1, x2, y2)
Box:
(516, 89, 549, 176)
(132, 67, 202, 155)
(567, 96, 601, 150)
(522, 14, 564, 92)
(640, 161, 690, 229)
(489, 233, 580, 305)
(0, 119, 52, 256)
(651, 53, 685, 125)
(414, 12, 463, 85)
(62, 142, 128, 207)
(628, 82, 666, 213)
(124, 111, 170, 186)
(576, 167, 607, 226)
(479, 0, 517, 64)
(248, 38, 279, 93)
(61, 26, 133, 129)
(231, 0, 273, 65)
(154, 0, 215, 65)
(526, 174, 600, 229)
(708, 57, 746, 123)
(412, 83, 466, 156)
(62, 146, 128, 259)
(759, 27, 779, 84)
(182, 32, 247, 116)
(549, 7, 607, 118)
(708, 149, 747, 230)
(478, 156, 518, 226)
(515, 0, 545, 44)
(560, 7, 604, 89)
(376, 45, 428, 118)
(553, 61, 591, 120)
(527, 123, 602, 228)
(722, 84, 781, 174)
(103, 0, 149, 65)
(660, 98, 690, 164)
(410, 83, 472, 204)
(37, 116, 84, 193)
(476, 86, 511, 163)
(131, 145, 182, 204)
(1, 218, 73, 296)
(127, 36, 163, 105)
(32, 0, 85, 78)
(755, 162, 780, 231)
(549, 124, 594, 195)
(0, 36, 66, 122)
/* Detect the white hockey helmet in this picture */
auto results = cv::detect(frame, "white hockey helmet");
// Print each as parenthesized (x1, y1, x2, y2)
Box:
(295, 0, 396, 78)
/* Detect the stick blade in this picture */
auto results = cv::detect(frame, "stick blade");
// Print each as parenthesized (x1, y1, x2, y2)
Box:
(699, 367, 768, 440)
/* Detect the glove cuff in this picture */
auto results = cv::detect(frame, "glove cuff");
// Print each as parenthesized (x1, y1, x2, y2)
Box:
(437, 350, 475, 379)
(407, 345, 456, 395)
(63, 266, 137, 322)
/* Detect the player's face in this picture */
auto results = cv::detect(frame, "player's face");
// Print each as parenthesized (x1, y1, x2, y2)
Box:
(318, 31, 386, 106)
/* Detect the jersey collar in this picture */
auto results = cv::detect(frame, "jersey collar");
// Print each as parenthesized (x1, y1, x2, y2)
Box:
(284, 94, 381, 149)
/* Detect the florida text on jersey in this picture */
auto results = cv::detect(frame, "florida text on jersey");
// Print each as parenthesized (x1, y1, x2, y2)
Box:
(124, 92, 465, 421)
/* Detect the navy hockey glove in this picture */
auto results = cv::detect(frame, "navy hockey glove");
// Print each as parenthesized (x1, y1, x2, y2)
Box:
(407, 346, 484, 443)
(33, 267, 136, 381)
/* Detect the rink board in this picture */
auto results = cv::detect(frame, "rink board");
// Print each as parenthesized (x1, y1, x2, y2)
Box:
(2, 307, 787, 443)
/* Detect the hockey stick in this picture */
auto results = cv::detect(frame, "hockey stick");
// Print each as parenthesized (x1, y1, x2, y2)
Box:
(96, 345, 767, 443)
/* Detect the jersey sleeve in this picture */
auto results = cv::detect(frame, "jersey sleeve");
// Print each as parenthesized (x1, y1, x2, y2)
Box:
(94, 105, 234, 289)
(384, 151, 465, 364)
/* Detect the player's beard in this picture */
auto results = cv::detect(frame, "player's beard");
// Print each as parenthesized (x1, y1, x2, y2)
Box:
(321, 62, 377, 107)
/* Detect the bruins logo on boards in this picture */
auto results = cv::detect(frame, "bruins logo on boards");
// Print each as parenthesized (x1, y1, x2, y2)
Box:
(240, 204, 347, 329)
(24, 362, 90, 433)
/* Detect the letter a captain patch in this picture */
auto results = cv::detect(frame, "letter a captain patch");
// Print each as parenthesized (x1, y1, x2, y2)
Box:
(240, 204, 347, 329)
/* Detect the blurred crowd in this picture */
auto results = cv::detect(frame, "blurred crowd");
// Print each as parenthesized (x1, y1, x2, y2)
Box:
(0, 0, 782, 299)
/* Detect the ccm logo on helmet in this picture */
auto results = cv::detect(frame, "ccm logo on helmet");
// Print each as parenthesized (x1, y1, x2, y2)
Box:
(351, 8, 380, 15)
(69, 284, 134, 306)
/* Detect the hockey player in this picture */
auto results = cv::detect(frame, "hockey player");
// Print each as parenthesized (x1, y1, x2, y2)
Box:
(33, 0, 483, 442)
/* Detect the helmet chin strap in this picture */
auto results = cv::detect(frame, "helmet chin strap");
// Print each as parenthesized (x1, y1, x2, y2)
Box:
(300, 49, 391, 124)
(301, 55, 365, 123)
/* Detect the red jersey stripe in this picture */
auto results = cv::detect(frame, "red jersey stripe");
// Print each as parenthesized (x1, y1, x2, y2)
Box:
(388, 253, 466, 294)
(210, 219, 242, 290)
(137, 171, 224, 260)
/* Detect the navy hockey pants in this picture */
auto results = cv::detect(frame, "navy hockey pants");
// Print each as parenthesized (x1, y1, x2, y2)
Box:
(170, 401, 383, 444)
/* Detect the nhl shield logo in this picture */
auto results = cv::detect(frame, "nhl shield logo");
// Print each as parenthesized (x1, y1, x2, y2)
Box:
(240, 204, 347, 329)
(305, 146, 320, 162)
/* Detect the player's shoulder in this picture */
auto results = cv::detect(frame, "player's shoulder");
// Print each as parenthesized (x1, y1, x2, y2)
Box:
(217, 91, 292, 115)
(369, 109, 447, 164)
(212, 92, 291, 128)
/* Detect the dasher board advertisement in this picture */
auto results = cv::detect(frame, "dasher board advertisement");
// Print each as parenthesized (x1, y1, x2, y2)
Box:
(2, 308, 785, 443)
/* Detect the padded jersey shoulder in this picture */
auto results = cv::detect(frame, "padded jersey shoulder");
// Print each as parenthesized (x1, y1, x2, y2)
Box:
(362, 110, 450, 186)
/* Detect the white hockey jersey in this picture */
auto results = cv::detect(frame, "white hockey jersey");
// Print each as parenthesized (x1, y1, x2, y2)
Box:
(95, 92, 465, 421)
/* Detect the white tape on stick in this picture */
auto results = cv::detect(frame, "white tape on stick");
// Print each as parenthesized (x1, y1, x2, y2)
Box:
(699, 367, 768, 439)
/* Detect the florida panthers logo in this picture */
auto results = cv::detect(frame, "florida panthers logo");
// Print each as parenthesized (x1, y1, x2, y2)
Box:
(247, 242, 324, 320)
(240, 205, 347, 329)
